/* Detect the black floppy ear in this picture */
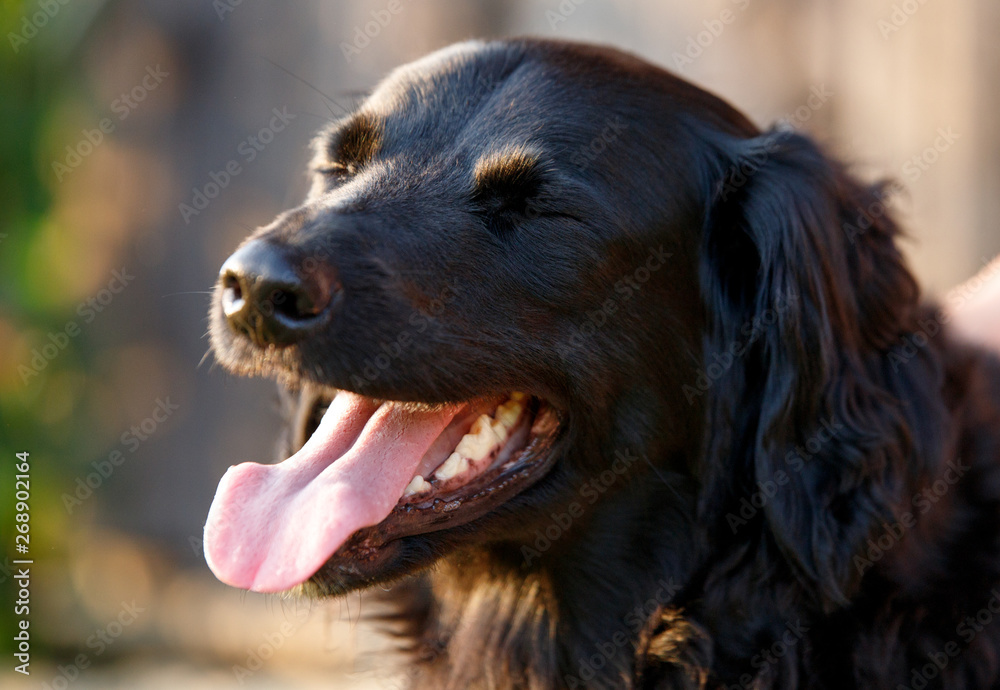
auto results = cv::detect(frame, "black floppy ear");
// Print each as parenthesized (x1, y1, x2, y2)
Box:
(696, 130, 919, 606)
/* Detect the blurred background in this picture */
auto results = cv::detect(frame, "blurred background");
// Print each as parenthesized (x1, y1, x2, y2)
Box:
(1, 0, 997, 687)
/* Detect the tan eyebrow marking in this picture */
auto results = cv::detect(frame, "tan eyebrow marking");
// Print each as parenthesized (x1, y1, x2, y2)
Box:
(314, 113, 383, 172)
(473, 145, 544, 196)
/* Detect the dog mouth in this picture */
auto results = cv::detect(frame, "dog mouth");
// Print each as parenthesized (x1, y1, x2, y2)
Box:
(203, 390, 560, 593)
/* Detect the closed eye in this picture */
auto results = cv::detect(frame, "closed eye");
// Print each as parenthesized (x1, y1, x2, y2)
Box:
(314, 161, 356, 179)
(472, 147, 547, 237)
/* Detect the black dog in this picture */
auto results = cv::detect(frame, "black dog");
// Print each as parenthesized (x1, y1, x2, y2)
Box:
(204, 39, 1000, 689)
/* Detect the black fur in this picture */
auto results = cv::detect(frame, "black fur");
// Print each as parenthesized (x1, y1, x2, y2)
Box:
(210, 39, 1000, 688)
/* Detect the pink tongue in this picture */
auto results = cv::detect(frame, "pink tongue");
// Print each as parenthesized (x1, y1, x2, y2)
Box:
(204, 392, 458, 592)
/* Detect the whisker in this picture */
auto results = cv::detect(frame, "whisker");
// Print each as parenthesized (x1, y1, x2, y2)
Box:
(263, 57, 351, 118)
(198, 346, 215, 370)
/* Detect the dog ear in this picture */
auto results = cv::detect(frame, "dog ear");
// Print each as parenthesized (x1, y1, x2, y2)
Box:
(696, 130, 920, 607)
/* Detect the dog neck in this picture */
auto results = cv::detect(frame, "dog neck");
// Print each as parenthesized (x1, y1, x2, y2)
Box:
(394, 476, 703, 689)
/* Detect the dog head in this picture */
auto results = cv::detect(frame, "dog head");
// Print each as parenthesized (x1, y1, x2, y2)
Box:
(204, 39, 928, 607)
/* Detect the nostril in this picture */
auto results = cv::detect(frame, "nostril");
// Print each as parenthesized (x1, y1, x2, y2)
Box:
(221, 272, 246, 318)
(268, 286, 323, 322)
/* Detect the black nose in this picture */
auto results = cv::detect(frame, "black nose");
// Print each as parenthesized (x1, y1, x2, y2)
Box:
(219, 240, 338, 347)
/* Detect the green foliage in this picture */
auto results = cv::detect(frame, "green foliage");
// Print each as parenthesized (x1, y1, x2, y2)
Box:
(0, 0, 94, 656)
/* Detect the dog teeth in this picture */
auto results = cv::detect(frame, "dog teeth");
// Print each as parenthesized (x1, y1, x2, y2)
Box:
(491, 419, 508, 442)
(403, 475, 432, 496)
(427, 396, 531, 487)
(472, 413, 495, 436)
(494, 399, 524, 430)
(456, 414, 501, 461)
(434, 452, 469, 481)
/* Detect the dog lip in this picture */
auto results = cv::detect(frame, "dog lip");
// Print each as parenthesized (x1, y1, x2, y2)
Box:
(309, 403, 563, 571)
